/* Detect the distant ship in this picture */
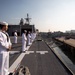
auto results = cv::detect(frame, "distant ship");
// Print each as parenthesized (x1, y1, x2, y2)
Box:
(7, 13, 36, 36)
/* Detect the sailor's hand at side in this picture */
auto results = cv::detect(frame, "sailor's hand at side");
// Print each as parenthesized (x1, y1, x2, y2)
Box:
(9, 45, 12, 50)
(7, 45, 12, 51)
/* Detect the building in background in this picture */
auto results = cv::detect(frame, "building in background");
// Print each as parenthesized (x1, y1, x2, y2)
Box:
(66, 30, 75, 33)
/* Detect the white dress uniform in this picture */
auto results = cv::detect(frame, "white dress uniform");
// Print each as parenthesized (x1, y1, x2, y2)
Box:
(34, 33, 36, 39)
(31, 33, 33, 43)
(0, 31, 12, 75)
(32, 33, 36, 40)
(22, 33, 27, 51)
(27, 33, 31, 46)
(31, 33, 34, 43)
(14, 32, 17, 44)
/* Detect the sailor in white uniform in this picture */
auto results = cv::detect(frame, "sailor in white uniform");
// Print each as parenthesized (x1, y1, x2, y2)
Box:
(31, 32, 34, 43)
(22, 30, 27, 52)
(14, 30, 17, 44)
(0, 22, 12, 75)
(31, 32, 36, 42)
(34, 32, 36, 39)
(27, 31, 31, 46)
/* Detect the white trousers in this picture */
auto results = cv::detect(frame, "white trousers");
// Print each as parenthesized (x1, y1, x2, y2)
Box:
(0, 52, 9, 75)
(14, 36, 17, 43)
(22, 41, 27, 51)
(27, 38, 31, 45)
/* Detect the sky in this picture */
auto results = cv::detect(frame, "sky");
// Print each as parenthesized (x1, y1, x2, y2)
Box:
(0, 0, 75, 32)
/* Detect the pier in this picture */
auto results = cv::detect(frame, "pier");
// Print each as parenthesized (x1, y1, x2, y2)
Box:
(55, 37, 75, 56)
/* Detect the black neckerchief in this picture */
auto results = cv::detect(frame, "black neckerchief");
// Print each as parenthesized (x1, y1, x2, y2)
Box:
(1, 31, 9, 42)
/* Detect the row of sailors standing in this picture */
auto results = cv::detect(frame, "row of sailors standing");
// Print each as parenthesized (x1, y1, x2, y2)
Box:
(0, 21, 36, 75)
(22, 30, 36, 52)
(14, 30, 36, 52)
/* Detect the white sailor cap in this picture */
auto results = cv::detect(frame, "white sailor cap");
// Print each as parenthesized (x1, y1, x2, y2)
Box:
(24, 30, 27, 33)
(0, 22, 8, 26)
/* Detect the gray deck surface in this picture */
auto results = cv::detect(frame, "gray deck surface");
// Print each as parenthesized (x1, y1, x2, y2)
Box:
(21, 40, 71, 75)
(9, 37, 22, 66)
